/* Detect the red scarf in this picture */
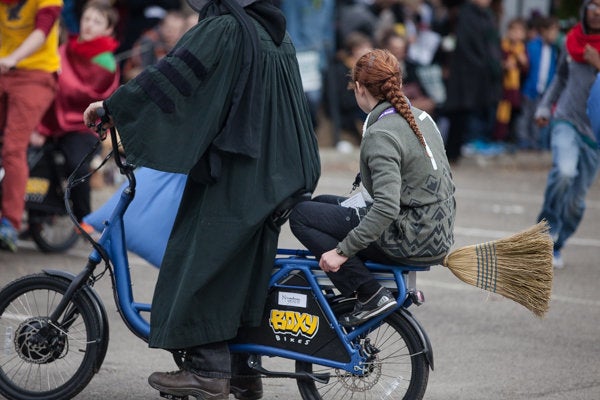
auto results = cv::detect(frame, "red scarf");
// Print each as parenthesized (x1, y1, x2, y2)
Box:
(565, 22, 600, 63)
(67, 35, 119, 60)
(38, 36, 120, 136)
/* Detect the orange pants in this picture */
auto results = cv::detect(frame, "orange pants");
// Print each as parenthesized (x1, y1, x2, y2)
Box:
(0, 69, 57, 229)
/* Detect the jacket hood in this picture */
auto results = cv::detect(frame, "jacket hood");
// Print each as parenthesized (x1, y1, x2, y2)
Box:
(582, 0, 594, 34)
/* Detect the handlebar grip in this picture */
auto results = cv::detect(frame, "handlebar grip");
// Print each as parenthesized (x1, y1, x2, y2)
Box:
(94, 106, 111, 138)
(96, 106, 111, 123)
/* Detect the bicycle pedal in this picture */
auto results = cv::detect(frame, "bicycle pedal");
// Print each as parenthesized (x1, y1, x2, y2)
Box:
(159, 392, 188, 400)
(408, 289, 425, 306)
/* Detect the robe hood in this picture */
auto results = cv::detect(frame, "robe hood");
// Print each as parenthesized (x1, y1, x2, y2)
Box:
(185, 0, 286, 184)
(186, 0, 268, 183)
(186, 0, 259, 12)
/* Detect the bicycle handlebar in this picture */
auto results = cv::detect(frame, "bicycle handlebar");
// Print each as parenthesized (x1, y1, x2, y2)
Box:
(65, 107, 137, 262)
(94, 107, 110, 141)
(93, 107, 136, 189)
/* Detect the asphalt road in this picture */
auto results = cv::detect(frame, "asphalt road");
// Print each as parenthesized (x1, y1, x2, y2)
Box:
(1, 148, 599, 400)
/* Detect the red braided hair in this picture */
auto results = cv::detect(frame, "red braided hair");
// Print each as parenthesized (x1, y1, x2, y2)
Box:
(351, 49, 427, 150)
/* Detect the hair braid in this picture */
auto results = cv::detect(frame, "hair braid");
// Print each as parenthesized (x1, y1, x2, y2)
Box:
(383, 75, 427, 149)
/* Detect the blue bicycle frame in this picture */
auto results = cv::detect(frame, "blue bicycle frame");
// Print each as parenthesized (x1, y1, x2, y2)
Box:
(82, 182, 430, 375)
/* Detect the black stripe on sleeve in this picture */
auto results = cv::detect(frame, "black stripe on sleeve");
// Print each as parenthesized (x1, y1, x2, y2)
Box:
(135, 70, 175, 113)
(174, 48, 207, 80)
(156, 60, 192, 97)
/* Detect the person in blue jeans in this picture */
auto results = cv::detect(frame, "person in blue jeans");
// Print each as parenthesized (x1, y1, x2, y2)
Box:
(516, 16, 560, 150)
(534, 0, 600, 269)
(279, 0, 335, 129)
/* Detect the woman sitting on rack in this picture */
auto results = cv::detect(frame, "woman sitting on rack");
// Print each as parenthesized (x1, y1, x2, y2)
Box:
(290, 49, 456, 327)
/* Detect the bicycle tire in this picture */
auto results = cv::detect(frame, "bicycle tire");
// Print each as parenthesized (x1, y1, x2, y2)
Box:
(0, 274, 103, 400)
(29, 214, 79, 253)
(295, 300, 429, 400)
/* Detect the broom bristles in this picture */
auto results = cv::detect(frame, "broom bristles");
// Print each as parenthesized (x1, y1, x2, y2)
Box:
(443, 221, 554, 317)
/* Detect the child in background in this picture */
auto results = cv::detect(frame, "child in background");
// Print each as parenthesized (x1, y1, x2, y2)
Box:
(0, 0, 62, 252)
(324, 31, 373, 153)
(121, 10, 187, 82)
(516, 16, 560, 150)
(493, 17, 528, 143)
(36, 0, 119, 230)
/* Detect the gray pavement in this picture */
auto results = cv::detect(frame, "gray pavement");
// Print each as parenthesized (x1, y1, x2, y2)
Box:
(1, 148, 599, 399)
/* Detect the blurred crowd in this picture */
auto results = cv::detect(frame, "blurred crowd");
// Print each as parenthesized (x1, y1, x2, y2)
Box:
(56, 0, 577, 158)
(271, 0, 572, 159)
(51, 0, 578, 161)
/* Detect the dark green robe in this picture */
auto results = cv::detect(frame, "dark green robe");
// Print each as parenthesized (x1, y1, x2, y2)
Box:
(104, 15, 320, 349)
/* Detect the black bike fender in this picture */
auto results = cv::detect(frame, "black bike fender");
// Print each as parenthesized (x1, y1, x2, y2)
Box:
(398, 308, 434, 371)
(42, 269, 110, 373)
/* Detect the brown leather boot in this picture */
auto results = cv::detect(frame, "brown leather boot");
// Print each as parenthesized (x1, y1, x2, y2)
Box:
(148, 370, 229, 400)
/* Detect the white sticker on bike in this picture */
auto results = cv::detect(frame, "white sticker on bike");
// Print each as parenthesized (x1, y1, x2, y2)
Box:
(278, 292, 307, 308)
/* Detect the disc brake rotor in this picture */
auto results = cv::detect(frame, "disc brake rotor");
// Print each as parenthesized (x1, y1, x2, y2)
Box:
(334, 356, 382, 392)
(14, 317, 67, 364)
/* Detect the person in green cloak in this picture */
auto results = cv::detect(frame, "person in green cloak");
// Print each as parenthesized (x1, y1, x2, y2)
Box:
(83, 0, 320, 398)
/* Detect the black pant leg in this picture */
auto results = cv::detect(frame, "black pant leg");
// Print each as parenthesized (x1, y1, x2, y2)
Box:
(58, 132, 98, 221)
(289, 196, 377, 296)
(185, 341, 231, 379)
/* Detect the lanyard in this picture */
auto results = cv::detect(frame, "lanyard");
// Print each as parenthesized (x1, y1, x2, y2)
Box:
(377, 107, 397, 120)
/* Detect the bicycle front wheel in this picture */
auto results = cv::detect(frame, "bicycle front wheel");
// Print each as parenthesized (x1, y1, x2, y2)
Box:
(295, 301, 429, 400)
(0, 274, 102, 400)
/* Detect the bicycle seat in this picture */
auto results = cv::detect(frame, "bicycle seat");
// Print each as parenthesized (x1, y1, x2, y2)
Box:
(274, 249, 433, 290)
(365, 260, 433, 269)
(322, 261, 431, 289)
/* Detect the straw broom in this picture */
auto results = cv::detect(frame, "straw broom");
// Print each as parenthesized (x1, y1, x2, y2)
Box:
(442, 221, 554, 317)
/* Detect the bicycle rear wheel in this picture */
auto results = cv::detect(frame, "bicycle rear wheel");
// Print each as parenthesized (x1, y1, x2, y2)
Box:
(295, 301, 429, 400)
(0, 274, 102, 400)
(28, 211, 79, 253)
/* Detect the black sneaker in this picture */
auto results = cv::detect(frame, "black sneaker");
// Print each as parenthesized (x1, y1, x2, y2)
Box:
(339, 287, 397, 327)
